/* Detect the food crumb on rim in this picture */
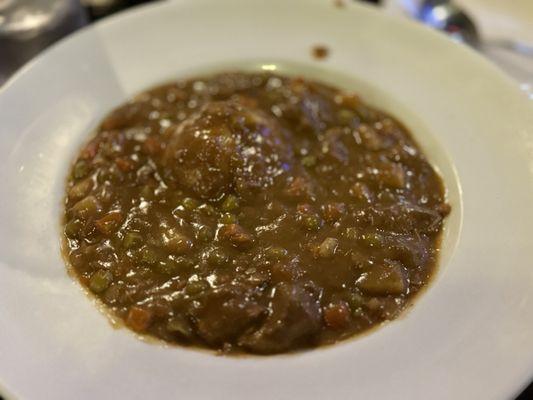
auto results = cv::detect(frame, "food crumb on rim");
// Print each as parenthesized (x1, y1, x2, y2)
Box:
(311, 45, 330, 60)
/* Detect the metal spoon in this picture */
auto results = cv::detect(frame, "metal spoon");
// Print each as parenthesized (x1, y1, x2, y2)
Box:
(416, 0, 533, 57)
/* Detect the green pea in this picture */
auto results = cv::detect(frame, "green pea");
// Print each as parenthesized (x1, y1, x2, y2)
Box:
(174, 256, 195, 270)
(123, 232, 143, 249)
(345, 227, 358, 240)
(217, 126, 233, 138)
(302, 214, 321, 231)
(355, 105, 377, 122)
(141, 247, 159, 265)
(362, 233, 382, 248)
(140, 185, 154, 199)
(219, 213, 237, 225)
(166, 317, 193, 339)
(68, 178, 93, 201)
(156, 260, 178, 275)
(185, 280, 209, 296)
(301, 155, 317, 168)
(346, 292, 365, 311)
(196, 225, 214, 242)
(73, 160, 89, 180)
(170, 191, 184, 205)
(379, 190, 396, 203)
(101, 142, 115, 157)
(221, 195, 239, 212)
(200, 204, 216, 216)
(337, 109, 356, 125)
(208, 248, 228, 266)
(266, 246, 288, 260)
(182, 197, 199, 211)
(65, 219, 83, 238)
(96, 169, 112, 184)
(89, 270, 113, 293)
(352, 308, 365, 318)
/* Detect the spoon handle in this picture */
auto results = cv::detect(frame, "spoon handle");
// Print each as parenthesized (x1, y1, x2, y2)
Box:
(486, 39, 533, 58)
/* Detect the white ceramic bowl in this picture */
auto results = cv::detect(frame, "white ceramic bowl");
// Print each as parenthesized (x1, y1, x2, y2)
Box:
(1, 1, 533, 399)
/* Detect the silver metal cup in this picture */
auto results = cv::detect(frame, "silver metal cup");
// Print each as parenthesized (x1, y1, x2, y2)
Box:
(0, 0, 87, 84)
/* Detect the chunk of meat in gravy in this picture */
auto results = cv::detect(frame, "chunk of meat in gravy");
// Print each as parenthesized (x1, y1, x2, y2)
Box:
(192, 284, 266, 346)
(239, 283, 322, 353)
(162, 101, 294, 199)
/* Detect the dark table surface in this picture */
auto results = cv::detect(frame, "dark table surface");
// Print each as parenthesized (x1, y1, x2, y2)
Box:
(0, 1, 531, 399)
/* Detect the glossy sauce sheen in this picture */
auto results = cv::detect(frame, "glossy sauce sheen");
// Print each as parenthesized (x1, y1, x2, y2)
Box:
(63, 72, 450, 354)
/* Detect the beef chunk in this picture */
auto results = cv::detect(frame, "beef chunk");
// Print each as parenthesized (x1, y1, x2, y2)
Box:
(239, 282, 322, 353)
(162, 101, 294, 199)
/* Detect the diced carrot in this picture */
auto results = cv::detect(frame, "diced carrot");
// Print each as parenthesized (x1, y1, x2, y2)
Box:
(81, 139, 100, 160)
(143, 136, 162, 156)
(296, 203, 312, 214)
(115, 157, 135, 172)
(321, 202, 346, 223)
(436, 203, 451, 217)
(270, 263, 293, 283)
(219, 224, 253, 249)
(126, 306, 153, 332)
(323, 302, 351, 330)
(94, 211, 123, 235)
(285, 177, 312, 199)
(380, 163, 406, 189)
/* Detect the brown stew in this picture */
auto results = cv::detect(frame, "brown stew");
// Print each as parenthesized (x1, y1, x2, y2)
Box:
(62, 72, 450, 354)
